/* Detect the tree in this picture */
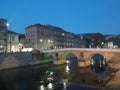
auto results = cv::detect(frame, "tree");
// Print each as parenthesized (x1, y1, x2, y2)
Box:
(109, 37, 120, 48)
(113, 38, 120, 48)
(90, 33, 106, 48)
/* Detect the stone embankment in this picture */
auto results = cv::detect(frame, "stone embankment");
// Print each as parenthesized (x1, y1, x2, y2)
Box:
(0, 52, 53, 70)
(103, 59, 120, 90)
(103, 70, 120, 90)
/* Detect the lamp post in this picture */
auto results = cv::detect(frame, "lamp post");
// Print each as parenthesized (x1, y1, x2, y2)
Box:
(6, 23, 12, 52)
(40, 39, 43, 50)
(62, 33, 65, 48)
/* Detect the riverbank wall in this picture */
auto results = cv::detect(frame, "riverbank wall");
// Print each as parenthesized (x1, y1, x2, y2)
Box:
(0, 52, 53, 70)
(102, 69, 120, 90)
(102, 60, 120, 90)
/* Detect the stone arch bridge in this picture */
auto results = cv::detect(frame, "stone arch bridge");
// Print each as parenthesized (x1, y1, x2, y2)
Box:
(44, 48, 120, 67)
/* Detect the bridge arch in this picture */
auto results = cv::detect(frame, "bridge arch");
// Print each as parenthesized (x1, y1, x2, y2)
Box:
(87, 53, 106, 61)
(66, 52, 78, 61)
(86, 53, 107, 66)
(56, 51, 79, 65)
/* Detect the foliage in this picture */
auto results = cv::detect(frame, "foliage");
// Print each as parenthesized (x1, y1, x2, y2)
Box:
(44, 53, 53, 60)
(90, 33, 106, 48)
(110, 37, 120, 48)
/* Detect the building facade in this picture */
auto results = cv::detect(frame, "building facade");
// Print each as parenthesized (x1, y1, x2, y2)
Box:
(25, 24, 85, 51)
(25, 24, 54, 50)
(0, 19, 8, 52)
(7, 30, 19, 52)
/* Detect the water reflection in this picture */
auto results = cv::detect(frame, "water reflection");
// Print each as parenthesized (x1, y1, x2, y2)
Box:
(0, 58, 116, 90)
(65, 65, 70, 73)
(90, 54, 107, 73)
(39, 81, 46, 90)
(90, 54, 108, 83)
(38, 53, 80, 90)
(66, 53, 79, 73)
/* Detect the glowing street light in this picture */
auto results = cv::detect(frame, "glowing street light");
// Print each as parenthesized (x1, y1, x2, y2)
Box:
(48, 39, 50, 43)
(62, 33, 65, 36)
(6, 23, 10, 27)
(40, 39, 43, 42)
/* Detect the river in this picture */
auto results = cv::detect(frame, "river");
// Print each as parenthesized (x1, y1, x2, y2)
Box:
(0, 62, 117, 90)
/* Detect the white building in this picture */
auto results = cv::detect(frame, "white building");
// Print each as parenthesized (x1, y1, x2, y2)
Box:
(7, 30, 19, 52)
(107, 42, 113, 48)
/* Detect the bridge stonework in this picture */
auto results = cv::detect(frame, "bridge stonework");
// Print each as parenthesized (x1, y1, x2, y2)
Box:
(45, 48, 120, 67)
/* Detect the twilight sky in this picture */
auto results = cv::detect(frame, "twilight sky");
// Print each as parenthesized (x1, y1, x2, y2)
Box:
(0, 0, 120, 35)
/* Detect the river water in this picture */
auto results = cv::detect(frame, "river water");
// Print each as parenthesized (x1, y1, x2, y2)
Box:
(0, 63, 117, 90)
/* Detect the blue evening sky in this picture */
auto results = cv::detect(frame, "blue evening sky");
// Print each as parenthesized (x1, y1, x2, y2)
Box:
(0, 0, 120, 35)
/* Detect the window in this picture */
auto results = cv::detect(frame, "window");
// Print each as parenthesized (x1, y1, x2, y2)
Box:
(11, 36, 14, 42)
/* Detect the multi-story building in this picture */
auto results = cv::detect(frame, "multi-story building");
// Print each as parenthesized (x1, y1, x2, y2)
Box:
(65, 32, 75, 48)
(0, 18, 8, 52)
(7, 30, 19, 52)
(25, 24, 84, 51)
(74, 34, 82, 48)
(51, 25, 70, 49)
(25, 24, 54, 50)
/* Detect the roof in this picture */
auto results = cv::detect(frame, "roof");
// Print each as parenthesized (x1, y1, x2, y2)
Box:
(7, 30, 19, 35)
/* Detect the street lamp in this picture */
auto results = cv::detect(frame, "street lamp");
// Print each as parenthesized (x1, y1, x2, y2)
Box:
(6, 23, 12, 52)
(62, 33, 65, 36)
(40, 39, 43, 42)
(61, 33, 65, 48)
(40, 39, 43, 50)
(48, 39, 50, 43)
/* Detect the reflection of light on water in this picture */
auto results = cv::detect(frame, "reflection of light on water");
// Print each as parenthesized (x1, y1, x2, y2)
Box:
(47, 82, 54, 89)
(39, 81, 46, 90)
(39, 84, 46, 90)
(63, 82, 66, 87)
(62, 79, 69, 89)
(99, 60, 102, 67)
(65, 65, 70, 73)
(47, 77, 54, 82)
(66, 60, 70, 64)
(91, 59, 94, 65)
(103, 60, 105, 65)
